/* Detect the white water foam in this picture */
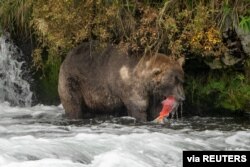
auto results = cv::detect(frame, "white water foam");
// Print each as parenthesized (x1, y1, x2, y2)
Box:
(0, 102, 249, 167)
(0, 35, 32, 106)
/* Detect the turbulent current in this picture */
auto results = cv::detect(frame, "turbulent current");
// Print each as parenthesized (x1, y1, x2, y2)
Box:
(0, 34, 250, 167)
(0, 103, 249, 167)
(0, 35, 32, 106)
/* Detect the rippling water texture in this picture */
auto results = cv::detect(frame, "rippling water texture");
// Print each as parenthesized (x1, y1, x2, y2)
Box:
(0, 102, 249, 167)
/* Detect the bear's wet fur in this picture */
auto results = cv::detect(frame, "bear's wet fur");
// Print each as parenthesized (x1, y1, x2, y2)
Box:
(58, 42, 185, 122)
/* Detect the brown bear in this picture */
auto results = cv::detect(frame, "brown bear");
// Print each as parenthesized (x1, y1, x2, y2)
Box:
(58, 42, 185, 122)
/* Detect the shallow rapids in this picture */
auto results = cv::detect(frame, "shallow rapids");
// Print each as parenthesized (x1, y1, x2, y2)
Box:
(0, 102, 249, 167)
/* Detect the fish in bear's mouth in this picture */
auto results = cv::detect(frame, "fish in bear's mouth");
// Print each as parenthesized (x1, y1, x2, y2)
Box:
(153, 96, 181, 124)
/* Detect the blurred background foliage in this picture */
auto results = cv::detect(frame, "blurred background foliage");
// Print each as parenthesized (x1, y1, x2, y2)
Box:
(0, 0, 250, 113)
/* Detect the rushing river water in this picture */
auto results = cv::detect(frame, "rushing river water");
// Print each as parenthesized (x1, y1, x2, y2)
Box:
(0, 35, 32, 107)
(0, 102, 249, 167)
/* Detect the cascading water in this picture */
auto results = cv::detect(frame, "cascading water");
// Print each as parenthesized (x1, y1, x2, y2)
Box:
(0, 34, 32, 106)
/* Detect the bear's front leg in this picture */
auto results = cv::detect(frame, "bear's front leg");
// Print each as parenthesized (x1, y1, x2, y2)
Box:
(129, 109, 147, 122)
(123, 98, 148, 122)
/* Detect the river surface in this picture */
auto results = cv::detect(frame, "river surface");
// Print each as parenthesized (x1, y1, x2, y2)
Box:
(0, 102, 249, 167)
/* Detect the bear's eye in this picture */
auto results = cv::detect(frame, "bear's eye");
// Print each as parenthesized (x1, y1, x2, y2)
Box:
(152, 68, 162, 76)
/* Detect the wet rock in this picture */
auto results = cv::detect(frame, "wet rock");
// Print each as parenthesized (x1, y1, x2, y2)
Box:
(236, 28, 250, 57)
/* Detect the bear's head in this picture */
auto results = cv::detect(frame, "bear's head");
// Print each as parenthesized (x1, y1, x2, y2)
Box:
(135, 54, 185, 120)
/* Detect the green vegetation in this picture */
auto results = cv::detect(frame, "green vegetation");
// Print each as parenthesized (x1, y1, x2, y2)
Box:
(0, 0, 249, 113)
(35, 48, 61, 104)
(185, 71, 250, 113)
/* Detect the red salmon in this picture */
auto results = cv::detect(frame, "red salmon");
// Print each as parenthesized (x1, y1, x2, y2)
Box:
(153, 96, 177, 123)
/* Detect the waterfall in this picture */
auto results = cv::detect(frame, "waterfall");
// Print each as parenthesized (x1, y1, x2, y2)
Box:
(0, 34, 32, 106)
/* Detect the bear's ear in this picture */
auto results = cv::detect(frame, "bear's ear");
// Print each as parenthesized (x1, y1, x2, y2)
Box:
(177, 57, 185, 66)
(152, 68, 162, 76)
